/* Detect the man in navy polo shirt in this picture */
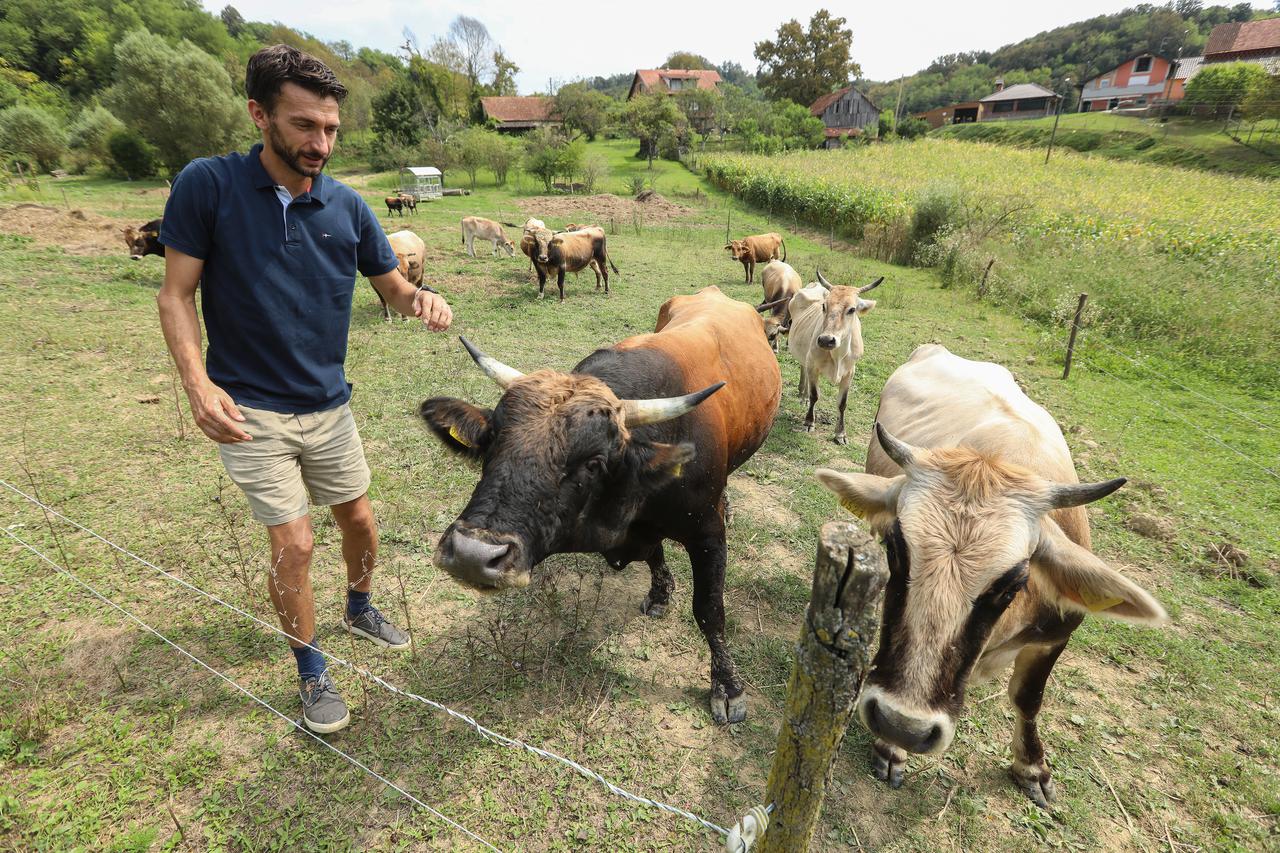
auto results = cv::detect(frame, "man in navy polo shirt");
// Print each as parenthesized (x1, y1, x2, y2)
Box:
(156, 45, 451, 733)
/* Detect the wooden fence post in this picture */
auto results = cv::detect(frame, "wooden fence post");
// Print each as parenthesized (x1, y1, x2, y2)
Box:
(759, 520, 887, 853)
(1062, 292, 1088, 380)
(977, 258, 995, 299)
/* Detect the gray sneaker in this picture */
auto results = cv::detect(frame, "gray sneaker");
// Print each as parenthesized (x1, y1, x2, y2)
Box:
(299, 671, 350, 734)
(342, 605, 411, 650)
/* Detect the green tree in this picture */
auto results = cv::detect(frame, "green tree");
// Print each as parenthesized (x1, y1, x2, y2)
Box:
(0, 104, 65, 170)
(767, 100, 825, 149)
(448, 125, 497, 189)
(621, 93, 686, 167)
(1242, 73, 1280, 122)
(490, 49, 519, 96)
(662, 51, 711, 70)
(220, 5, 245, 37)
(486, 133, 519, 185)
(372, 78, 424, 147)
(107, 127, 157, 178)
(105, 29, 247, 172)
(523, 127, 582, 192)
(895, 116, 930, 140)
(754, 10, 860, 106)
(675, 87, 724, 135)
(67, 104, 124, 164)
(1184, 62, 1270, 115)
(555, 83, 611, 140)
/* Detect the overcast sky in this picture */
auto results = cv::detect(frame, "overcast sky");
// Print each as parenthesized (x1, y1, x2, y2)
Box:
(204, 1, 1273, 91)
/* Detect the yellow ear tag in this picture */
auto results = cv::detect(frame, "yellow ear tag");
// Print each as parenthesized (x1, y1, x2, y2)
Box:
(1080, 589, 1125, 612)
(838, 498, 868, 519)
(448, 425, 473, 448)
(671, 462, 683, 478)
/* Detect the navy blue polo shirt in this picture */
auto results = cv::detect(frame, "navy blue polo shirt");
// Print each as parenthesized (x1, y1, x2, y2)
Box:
(160, 144, 399, 413)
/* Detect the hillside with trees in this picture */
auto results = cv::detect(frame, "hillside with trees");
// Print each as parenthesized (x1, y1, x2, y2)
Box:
(863, 3, 1274, 115)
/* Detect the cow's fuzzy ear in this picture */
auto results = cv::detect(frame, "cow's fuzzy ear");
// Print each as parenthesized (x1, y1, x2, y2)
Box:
(856, 298, 877, 315)
(1032, 518, 1167, 626)
(419, 397, 493, 459)
(815, 469, 902, 532)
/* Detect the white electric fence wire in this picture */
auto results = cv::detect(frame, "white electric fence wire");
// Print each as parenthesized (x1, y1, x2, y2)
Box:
(1, 526, 502, 853)
(0, 479, 735, 842)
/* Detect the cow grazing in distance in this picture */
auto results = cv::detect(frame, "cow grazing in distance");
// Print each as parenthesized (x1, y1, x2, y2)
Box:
(725, 232, 785, 284)
(528, 225, 618, 301)
(788, 269, 883, 444)
(420, 286, 782, 723)
(397, 193, 417, 214)
(816, 344, 1166, 807)
(385, 196, 405, 217)
(461, 216, 516, 258)
(378, 230, 425, 321)
(756, 260, 802, 351)
(123, 219, 164, 260)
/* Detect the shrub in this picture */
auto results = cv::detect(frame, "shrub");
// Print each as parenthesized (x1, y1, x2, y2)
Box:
(67, 105, 125, 165)
(896, 117, 930, 140)
(907, 183, 964, 262)
(0, 105, 66, 171)
(579, 154, 608, 193)
(107, 128, 158, 179)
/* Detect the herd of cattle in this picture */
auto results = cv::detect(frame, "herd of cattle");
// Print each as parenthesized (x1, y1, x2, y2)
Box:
(121, 207, 1166, 808)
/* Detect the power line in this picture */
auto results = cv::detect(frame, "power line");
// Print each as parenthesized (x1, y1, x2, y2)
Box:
(2, 526, 502, 853)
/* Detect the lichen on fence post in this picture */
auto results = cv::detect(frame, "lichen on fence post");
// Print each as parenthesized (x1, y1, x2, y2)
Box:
(759, 520, 887, 853)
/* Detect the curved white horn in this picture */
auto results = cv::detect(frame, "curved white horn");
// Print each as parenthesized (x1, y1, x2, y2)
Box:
(859, 275, 885, 295)
(875, 423, 919, 470)
(816, 268, 831, 290)
(621, 382, 725, 427)
(459, 336, 524, 390)
(1047, 477, 1126, 509)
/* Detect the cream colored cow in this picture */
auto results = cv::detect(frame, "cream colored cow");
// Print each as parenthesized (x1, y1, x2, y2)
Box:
(816, 344, 1166, 807)
(461, 216, 516, 258)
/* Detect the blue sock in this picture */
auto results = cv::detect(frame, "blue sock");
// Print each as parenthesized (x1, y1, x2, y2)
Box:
(347, 588, 371, 619)
(292, 640, 326, 681)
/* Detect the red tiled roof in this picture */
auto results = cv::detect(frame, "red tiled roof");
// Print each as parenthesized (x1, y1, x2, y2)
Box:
(1205, 18, 1280, 56)
(631, 69, 722, 95)
(480, 96, 557, 123)
(809, 86, 852, 116)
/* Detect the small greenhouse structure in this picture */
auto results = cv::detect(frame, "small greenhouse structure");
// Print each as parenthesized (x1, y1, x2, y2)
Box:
(399, 166, 443, 201)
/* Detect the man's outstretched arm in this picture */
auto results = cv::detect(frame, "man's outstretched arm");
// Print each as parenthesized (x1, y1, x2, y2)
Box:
(368, 269, 452, 331)
(156, 247, 252, 443)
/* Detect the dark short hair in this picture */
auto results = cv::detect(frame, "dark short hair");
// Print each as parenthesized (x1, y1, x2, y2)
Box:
(246, 44, 347, 111)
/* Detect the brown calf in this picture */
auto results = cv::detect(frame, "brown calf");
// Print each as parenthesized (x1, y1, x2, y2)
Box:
(725, 232, 785, 284)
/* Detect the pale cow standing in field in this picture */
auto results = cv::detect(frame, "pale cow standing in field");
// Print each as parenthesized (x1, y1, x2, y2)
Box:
(379, 230, 425, 321)
(461, 216, 516, 258)
(788, 269, 883, 443)
(756, 260, 802, 351)
(817, 344, 1166, 807)
(725, 232, 785, 284)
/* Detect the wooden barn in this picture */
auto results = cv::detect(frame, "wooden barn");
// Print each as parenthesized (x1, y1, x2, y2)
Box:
(479, 97, 561, 134)
(914, 101, 980, 130)
(808, 85, 879, 148)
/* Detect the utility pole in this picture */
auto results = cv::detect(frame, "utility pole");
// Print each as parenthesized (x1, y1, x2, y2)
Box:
(892, 77, 905, 133)
(1045, 77, 1070, 164)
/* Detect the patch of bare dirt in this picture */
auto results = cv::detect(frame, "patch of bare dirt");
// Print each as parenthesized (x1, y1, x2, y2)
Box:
(519, 192, 691, 225)
(727, 476, 801, 529)
(0, 203, 133, 255)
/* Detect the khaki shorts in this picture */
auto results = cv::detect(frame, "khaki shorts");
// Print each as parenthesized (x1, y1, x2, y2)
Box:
(218, 403, 371, 526)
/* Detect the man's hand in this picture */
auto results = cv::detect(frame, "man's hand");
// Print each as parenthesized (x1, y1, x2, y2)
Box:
(414, 289, 453, 331)
(187, 381, 252, 443)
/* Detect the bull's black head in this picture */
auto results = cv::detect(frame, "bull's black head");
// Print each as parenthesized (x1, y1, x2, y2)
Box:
(421, 338, 721, 591)
(123, 220, 163, 260)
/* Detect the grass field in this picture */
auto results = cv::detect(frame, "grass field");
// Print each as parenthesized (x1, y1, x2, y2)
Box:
(1, 141, 1278, 851)
(702, 140, 1280, 383)
(936, 113, 1280, 180)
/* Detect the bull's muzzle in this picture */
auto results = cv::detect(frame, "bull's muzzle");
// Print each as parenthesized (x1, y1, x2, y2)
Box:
(434, 525, 529, 590)
(817, 334, 838, 350)
(858, 687, 954, 755)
